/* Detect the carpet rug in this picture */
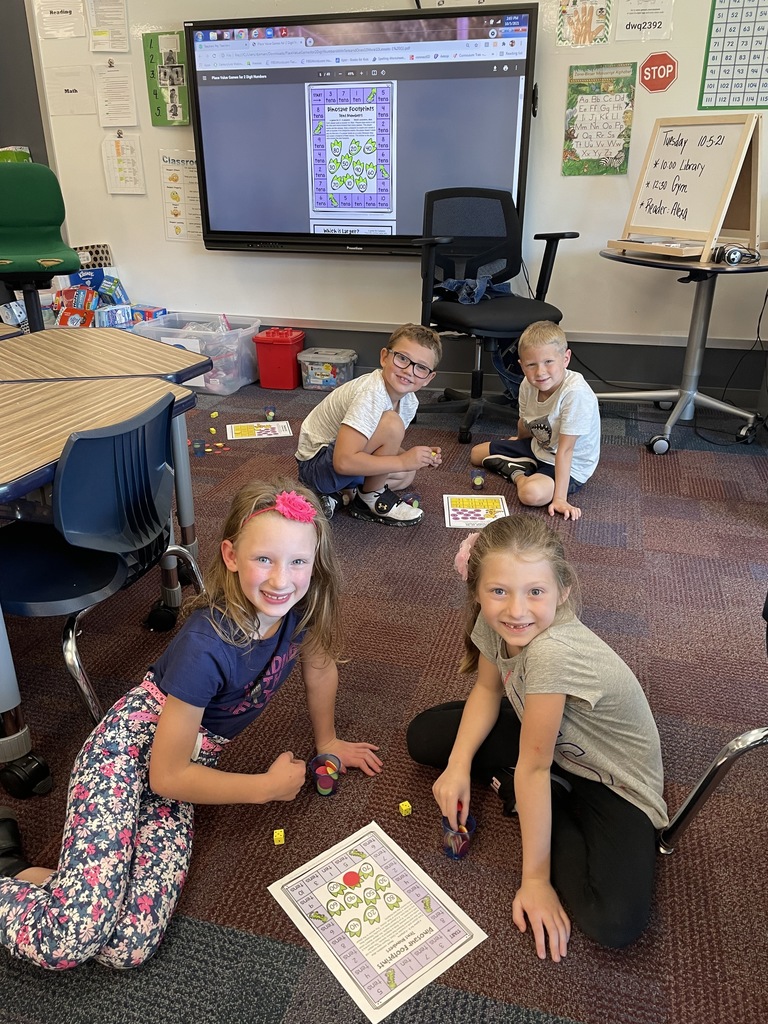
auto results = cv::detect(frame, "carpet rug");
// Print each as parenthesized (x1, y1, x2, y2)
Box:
(1, 382, 766, 1024)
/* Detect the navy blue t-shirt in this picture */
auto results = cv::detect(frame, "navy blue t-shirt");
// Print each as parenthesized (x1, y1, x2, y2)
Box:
(149, 608, 305, 739)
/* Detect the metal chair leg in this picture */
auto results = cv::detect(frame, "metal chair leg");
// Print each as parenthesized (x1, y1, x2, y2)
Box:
(165, 544, 205, 594)
(62, 610, 105, 724)
(658, 727, 768, 854)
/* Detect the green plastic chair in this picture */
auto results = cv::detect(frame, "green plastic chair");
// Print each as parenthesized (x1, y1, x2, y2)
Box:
(0, 162, 81, 331)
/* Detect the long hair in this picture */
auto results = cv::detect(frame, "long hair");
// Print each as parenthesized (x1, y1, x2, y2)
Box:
(458, 515, 580, 674)
(185, 477, 344, 660)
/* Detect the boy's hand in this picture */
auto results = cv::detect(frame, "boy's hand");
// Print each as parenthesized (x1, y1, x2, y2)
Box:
(401, 445, 442, 471)
(548, 497, 581, 521)
(324, 739, 383, 777)
(266, 751, 306, 800)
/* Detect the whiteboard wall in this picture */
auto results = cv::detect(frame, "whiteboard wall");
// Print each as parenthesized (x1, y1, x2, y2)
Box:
(24, 0, 768, 348)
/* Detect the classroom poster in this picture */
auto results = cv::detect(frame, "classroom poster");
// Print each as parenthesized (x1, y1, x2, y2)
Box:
(557, 0, 612, 46)
(443, 494, 510, 528)
(614, 0, 675, 40)
(562, 63, 636, 175)
(269, 822, 486, 1023)
(143, 31, 190, 126)
(159, 151, 202, 242)
(699, 0, 768, 109)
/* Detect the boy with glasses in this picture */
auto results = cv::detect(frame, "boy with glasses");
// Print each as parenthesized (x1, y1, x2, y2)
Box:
(295, 324, 443, 526)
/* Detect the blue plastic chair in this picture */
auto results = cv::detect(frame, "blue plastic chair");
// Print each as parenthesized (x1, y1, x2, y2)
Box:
(0, 393, 204, 722)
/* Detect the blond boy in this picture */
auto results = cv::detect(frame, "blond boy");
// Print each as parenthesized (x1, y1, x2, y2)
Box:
(471, 321, 600, 521)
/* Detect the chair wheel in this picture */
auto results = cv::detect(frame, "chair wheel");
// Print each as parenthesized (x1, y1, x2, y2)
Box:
(144, 601, 179, 632)
(0, 752, 53, 799)
(647, 435, 670, 455)
(654, 401, 674, 411)
(458, 429, 472, 444)
(737, 424, 757, 444)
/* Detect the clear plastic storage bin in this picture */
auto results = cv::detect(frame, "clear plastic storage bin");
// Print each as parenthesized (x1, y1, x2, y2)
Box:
(132, 312, 260, 395)
(297, 347, 358, 391)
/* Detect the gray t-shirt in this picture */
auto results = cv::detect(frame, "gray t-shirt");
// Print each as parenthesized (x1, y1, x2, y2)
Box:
(471, 608, 667, 828)
(519, 368, 601, 483)
(295, 369, 418, 462)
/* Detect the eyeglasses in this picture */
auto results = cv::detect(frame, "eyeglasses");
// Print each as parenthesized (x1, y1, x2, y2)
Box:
(390, 349, 434, 379)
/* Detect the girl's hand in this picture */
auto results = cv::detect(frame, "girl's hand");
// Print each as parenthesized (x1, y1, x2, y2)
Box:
(324, 740, 383, 777)
(512, 878, 571, 962)
(266, 751, 307, 801)
(432, 767, 471, 831)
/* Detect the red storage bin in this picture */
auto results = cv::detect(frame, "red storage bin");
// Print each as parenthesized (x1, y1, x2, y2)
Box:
(253, 328, 305, 389)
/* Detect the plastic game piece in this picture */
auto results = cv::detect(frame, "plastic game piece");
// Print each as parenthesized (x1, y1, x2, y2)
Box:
(192, 440, 205, 457)
(209, 427, 217, 434)
(273, 829, 285, 845)
(399, 800, 412, 817)
(210, 411, 219, 418)
(402, 492, 421, 508)
(324, 758, 340, 779)
(264, 405, 277, 421)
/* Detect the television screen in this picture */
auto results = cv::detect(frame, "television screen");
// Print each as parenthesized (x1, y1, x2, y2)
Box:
(184, 5, 538, 257)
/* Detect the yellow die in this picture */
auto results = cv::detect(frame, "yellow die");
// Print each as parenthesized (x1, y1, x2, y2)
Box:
(273, 829, 285, 846)
(398, 801, 412, 817)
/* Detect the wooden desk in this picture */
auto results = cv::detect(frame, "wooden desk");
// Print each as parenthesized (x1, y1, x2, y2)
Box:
(0, 329, 211, 790)
(0, 323, 22, 341)
(595, 249, 768, 453)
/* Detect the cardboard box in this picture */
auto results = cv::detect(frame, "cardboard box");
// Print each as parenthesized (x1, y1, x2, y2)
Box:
(131, 304, 168, 322)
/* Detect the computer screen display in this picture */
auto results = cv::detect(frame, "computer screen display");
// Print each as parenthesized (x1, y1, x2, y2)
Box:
(184, 5, 538, 257)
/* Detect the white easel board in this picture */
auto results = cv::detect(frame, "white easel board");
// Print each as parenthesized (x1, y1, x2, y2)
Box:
(608, 112, 761, 259)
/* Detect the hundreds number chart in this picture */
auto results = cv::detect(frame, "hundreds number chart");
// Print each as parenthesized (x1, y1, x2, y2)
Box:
(700, 0, 768, 109)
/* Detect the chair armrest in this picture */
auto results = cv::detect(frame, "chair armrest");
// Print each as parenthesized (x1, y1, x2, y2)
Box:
(412, 235, 454, 246)
(532, 232, 579, 301)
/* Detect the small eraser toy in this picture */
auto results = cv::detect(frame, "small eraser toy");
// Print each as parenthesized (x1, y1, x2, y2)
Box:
(210, 411, 219, 418)
(209, 427, 216, 434)
(399, 801, 412, 817)
(273, 829, 285, 845)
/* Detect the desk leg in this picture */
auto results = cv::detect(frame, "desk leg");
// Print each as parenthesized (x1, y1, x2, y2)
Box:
(674, 273, 717, 422)
(0, 612, 33, 763)
(171, 413, 198, 561)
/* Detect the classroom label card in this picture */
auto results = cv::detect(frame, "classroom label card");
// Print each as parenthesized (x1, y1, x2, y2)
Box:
(268, 822, 486, 1023)
(443, 494, 510, 528)
(226, 421, 293, 439)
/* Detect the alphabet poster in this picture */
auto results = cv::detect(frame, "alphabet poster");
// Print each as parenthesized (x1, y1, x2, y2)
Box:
(269, 822, 486, 1023)
(562, 63, 637, 175)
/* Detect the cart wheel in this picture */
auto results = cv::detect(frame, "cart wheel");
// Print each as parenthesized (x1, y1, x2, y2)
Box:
(647, 435, 670, 455)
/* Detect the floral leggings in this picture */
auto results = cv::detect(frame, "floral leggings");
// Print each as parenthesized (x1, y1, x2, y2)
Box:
(0, 679, 228, 970)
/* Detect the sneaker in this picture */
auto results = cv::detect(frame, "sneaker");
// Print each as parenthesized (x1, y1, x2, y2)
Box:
(318, 494, 338, 520)
(348, 486, 424, 527)
(482, 454, 537, 481)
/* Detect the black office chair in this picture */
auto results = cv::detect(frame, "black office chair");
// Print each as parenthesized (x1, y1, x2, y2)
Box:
(0, 393, 204, 723)
(0, 162, 81, 332)
(414, 188, 578, 443)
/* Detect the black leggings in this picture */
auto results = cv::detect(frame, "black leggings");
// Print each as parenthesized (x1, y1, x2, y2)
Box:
(406, 701, 658, 949)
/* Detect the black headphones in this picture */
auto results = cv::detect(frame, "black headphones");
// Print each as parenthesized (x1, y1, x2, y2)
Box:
(711, 244, 761, 266)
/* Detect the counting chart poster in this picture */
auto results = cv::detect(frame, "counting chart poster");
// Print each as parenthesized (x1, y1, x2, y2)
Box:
(700, 0, 768, 108)
(443, 494, 510, 529)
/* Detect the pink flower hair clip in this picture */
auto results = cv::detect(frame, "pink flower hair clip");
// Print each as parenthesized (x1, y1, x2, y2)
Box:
(242, 490, 318, 528)
(454, 532, 479, 581)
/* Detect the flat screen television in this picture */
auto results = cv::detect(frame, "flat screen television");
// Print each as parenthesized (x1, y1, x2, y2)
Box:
(184, 5, 538, 257)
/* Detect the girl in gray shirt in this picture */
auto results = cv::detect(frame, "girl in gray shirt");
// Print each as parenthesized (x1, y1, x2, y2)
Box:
(407, 516, 666, 961)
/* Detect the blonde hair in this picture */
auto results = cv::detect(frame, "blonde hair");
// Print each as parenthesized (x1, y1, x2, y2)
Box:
(458, 515, 580, 674)
(517, 320, 568, 357)
(185, 477, 343, 660)
(387, 322, 442, 366)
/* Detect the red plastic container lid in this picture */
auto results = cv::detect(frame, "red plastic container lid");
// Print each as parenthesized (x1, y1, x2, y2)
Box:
(255, 327, 305, 344)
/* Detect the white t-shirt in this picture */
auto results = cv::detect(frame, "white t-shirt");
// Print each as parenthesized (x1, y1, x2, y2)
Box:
(519, 369, 600, 484)
(471, 608, 668, 828)
(295, 369, 418, 462)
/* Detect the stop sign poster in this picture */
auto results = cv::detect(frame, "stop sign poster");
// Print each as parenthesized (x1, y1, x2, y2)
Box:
(640, 52, 678, 93)
(563, 63, 637, 176)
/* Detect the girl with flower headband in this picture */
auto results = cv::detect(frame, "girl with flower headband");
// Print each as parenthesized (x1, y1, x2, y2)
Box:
(0, 478, 381, 970)
(407, 516, 666, 961)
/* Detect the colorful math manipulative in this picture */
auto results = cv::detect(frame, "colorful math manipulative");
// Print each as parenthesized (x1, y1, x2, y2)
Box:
(471, 469, 485, 491)
(398, 801, 412, 817)
(273, 829, 285, 846)
(264, 405, 276, 421)
(309, 754, 342, 796)
(441, 813, 476, 861)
